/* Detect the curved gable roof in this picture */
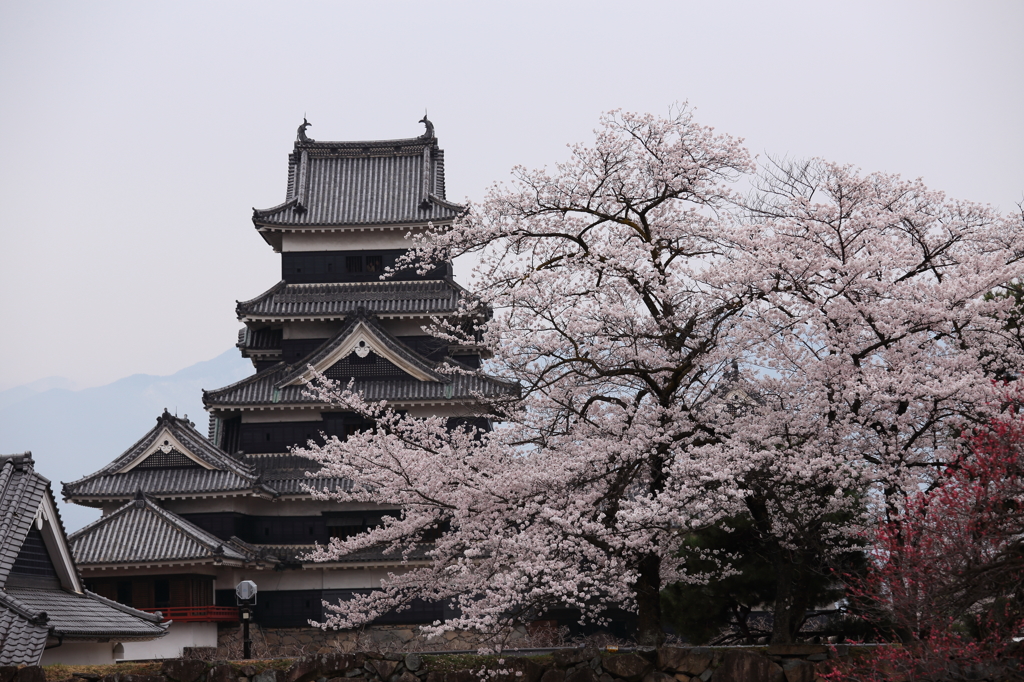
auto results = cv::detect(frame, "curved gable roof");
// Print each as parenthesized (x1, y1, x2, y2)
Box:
(63, 411, 261, 502)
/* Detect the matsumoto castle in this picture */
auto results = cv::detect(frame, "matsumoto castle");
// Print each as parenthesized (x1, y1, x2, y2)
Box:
(57, 117, 514, 658)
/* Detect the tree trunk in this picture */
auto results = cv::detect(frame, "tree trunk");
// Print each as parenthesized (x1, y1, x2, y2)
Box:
(635, 553, 665, 645)
(770, 552, 810, 644)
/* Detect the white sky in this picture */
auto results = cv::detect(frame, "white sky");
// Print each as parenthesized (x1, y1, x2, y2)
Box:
(1, 0, 1021, 391)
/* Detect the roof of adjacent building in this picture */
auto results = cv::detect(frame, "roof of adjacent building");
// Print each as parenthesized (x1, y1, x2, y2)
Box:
(4, 587, 166, 641)
(0, 453, 167, 665)
(0, 454, 51, 589)
(63, 410, 265, 504)
(236, 279, 466, 321)
(252, 121, 464, 228)
(69, 494, 256, 568)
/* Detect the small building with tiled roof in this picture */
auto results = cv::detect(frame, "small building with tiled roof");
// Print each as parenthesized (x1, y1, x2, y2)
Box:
(61, 117, 514, 647)
(0, 453, 167, 665)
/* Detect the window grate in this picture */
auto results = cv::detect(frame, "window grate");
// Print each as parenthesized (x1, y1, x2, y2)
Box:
(137, 449, 201, 469)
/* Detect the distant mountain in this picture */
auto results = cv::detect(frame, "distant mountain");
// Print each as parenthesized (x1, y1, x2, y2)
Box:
(0, 350, 253, 532)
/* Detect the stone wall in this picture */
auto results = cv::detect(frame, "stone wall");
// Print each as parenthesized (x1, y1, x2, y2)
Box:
(23, 646, 866, 682)
(215, 625, 540, 658)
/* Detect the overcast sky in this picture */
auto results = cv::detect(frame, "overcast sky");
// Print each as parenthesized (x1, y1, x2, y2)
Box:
(1, 0, 1021, 391)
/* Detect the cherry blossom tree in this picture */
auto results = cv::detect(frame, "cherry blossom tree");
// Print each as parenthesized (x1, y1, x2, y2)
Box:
(720, 159, 1024, 641)
(297, 110, 1024, 645)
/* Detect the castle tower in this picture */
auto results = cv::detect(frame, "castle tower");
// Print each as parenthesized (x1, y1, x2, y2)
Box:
(64, 119, 513, 651)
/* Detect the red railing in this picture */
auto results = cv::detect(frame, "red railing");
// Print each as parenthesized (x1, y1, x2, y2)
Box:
(140, 606, 240, 622)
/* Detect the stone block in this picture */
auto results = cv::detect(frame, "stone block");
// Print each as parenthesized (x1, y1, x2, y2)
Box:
(780, 661, 815, 682)
(254, 674, 283, 682)
(563, 668, 598, 682)
(672, 676, 690, 682)
(122, 676, 166, 682)
(540, 669, 565, 682)
(658, 649, 711, 677)
(641, 672, 675, 682)
(804, 655, 827, 663)
(553, 649, 599, 668)
(602, 655, 651, 682)
(710, 652, 784, 682)
(14, 668, 45, 682)
(209, 665, 238, 682)
(369, 661, 399, 679)
(288, 654, 363, 682)
(0, 667, 17, 682)
(393, 674, 419, 682)
(404, 654, 423, 673)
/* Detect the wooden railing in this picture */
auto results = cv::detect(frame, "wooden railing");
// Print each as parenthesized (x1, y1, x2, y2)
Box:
(140, 606, 240, 622)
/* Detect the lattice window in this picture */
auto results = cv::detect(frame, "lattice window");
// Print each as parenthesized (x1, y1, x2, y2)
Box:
(137, 448, 201, 469)
(323, 352, 412, 380)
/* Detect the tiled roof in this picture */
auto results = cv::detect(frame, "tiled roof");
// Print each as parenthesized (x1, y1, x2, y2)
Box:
(1, 453, 167, 664)
(0, 454, 50, 588)
(64, 468, 261, 500)
(238, 327, 283, 355)
(0, 590, 47, 665)
(5, 587, 167, 640)
(63, 411, 260, 502)
(245, 455, 353, 496)
(70, 495, 253, 567)
(236, 279, 465, 320)
(274, 313, 446, 386)
(253, 131, 464, 227)
(207, 311, 516, 409)
(205, 364, 514, 408)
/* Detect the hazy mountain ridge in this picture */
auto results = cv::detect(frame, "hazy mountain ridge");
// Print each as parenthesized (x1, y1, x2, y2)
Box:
(0, 349, 253, 532)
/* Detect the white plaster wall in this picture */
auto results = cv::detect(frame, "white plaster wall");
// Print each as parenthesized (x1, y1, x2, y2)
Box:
(40, 642, 116, 665)
(282, 230, 427, 252)
(121, 622, 218, 660)
(217, 566, 396, 592)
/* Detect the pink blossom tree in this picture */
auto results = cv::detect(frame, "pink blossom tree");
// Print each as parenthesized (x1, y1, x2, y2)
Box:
(722, 160, 1024, 641)
(297, 110, 1024, 645)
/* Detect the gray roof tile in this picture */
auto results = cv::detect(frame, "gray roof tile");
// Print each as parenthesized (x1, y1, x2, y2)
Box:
(273, 312, 446, 386)
(70, 496, 253, 566)
(207, 310, 516, 409)
(0, 590, 48, 665)
(236, 279, 465, 320)
(245, 455, 352, 496)
(0, 454, 50, 589)
(5, 587, 167, 640)
(63, 411, 259, 502)
(204, 364, 514, 408)
(0, 454, 167, 663)
(253, 133, 463, 227)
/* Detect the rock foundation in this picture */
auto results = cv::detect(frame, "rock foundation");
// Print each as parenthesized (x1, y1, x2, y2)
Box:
(214, 625, 541, 658)
(29, 645, 869, 682)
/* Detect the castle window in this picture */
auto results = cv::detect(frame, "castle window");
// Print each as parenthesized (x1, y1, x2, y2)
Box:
(346, 256, 362, 273)
(366, 255, 383, 273)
